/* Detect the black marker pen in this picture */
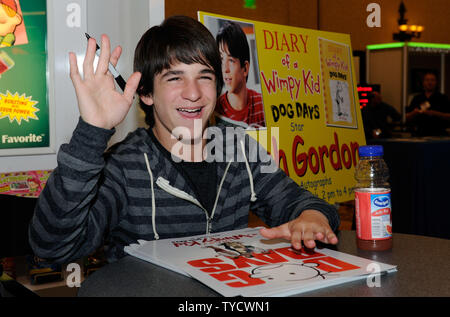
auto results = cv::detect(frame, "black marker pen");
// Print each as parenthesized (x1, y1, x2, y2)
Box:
(85, 33, 126, 92)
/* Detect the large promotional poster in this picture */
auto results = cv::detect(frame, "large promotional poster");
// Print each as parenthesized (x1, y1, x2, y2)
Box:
(124, 227, 397, 297)
(199, 12, 366, 203)
(0, 0, 49, 152)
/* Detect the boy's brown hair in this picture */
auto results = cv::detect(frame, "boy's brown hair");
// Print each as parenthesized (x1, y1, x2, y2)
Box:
(134, 16, 224, 127)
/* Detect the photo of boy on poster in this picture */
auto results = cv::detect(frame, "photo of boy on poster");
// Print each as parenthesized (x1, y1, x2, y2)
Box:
(204, 17, 266, 129)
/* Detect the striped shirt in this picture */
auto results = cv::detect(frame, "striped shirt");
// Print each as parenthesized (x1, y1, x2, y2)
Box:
(216, 89, 266, 128)
(28, 118, 339, 264)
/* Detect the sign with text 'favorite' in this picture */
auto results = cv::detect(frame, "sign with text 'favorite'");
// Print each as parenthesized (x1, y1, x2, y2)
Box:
(0, 0, 49, 151)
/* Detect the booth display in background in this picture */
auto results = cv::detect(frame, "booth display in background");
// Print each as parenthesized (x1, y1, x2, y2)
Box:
(366, 42, 450, 123)
(357, 84, 380, 109)
(0, 0, 50, 153)
(199, 12, 366, 204)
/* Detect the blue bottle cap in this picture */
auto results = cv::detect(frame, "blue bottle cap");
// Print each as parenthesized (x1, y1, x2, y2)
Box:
(359, 145, 384, 157)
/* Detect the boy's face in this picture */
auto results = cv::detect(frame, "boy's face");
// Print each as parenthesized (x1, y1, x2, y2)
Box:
(219, 42, 249, 94)
(141, 62, 217, 145)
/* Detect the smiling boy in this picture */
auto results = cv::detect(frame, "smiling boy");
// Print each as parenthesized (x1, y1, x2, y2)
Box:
(29, 16, 339, 264)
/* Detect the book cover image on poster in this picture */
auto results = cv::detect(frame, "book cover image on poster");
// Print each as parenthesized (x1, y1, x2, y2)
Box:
(318, 38, 358, 129)
(125, 227, 397, 297)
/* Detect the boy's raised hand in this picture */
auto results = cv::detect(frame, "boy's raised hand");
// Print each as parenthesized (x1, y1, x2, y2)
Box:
(260, 209, 339, 249)
(69, 34, 142, 130)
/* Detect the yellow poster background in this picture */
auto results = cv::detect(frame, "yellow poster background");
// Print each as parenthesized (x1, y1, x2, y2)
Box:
(199, 12, 366, 203)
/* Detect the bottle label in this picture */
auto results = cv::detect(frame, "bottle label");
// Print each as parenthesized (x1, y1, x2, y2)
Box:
(355, 190, 392, 240)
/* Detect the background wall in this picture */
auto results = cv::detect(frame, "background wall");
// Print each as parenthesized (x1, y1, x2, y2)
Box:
(166, 0, 450, 51)
(1, 0, 449, 173)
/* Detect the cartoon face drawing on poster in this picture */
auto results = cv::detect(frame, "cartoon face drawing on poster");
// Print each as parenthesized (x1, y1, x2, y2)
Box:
(330, 80, 352, 123)
(0, 0, 24, 47)
(250, 262, 335, 282)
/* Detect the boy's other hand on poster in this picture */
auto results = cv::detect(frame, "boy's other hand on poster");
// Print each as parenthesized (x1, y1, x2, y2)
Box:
(260, 209, 339, 249)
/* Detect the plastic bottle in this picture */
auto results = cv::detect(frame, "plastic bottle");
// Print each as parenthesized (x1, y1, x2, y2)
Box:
(354, 145, 392, 251)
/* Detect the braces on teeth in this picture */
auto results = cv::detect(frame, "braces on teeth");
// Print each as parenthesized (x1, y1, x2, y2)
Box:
(178, 108, 202, 113)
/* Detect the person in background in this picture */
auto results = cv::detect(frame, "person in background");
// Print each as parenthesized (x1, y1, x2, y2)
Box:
(406, 71, 450, 136)
(215, 21, 265, 128)
(361, 91, 401, 140)
(29, 16, 339, 264)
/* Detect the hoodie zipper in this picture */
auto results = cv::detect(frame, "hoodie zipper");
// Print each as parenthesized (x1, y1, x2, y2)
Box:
(155, 162, 232, 234)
